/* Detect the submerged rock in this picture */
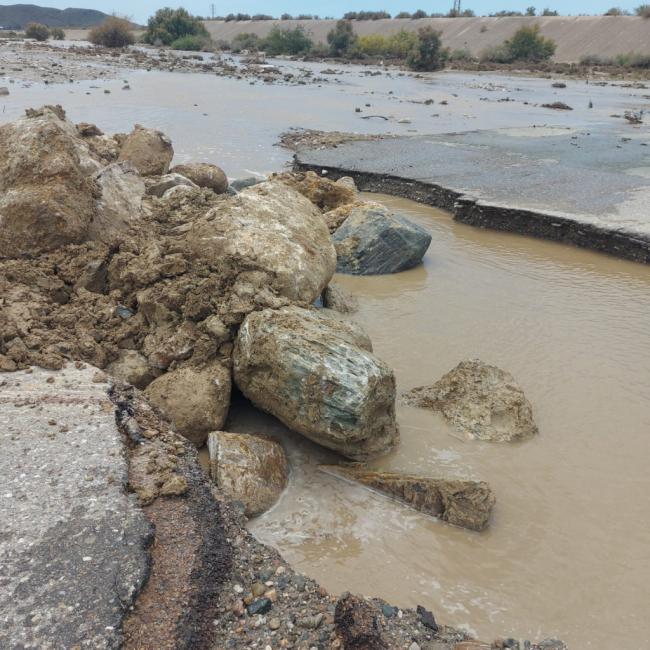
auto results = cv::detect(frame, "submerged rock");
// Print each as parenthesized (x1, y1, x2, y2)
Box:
(145, 362, 231, 446)
(333, 203, 432, 275)
(118, 124, 173, 176)
(0, 106, 100, 258)
(184, 180, 336, 304)
(321, 464, 495, 531)
(233, 305, 399, 460)
(403, 360, 538, 442)
(171, 162, 228, 194)
(207, 431, 288, 517)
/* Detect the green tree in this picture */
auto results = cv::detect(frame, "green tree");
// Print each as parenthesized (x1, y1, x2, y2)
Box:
(526, 6, 537, 15)
(143, 7, 209, 46)
(327, 20, 357, 56)
(636, 3, 650, 16)
(263, 26, 313, 55)
(406, 27, 448, 71)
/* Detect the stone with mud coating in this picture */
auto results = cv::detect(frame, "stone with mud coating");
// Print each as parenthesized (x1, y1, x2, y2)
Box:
(146, 172, 197, 197)
(321, 464, 495, 531)
(333, 203, 432, 275)
(0, 106, 100, 258)
(106, 350, 154, 389)
(335, 593, 387, 649)
(184, 180, 336, 304)
(322, 282, 359, 313)
(145, 362, 231, 447)
(272, 170, 356, 211)
(233, 305, 398, 460)
(171, 162, 228, 194)
(90, 161, 146, 242)
(208, 431, 288, 517)
(403, 359, 538, 442)
(118, 124, 173, 176)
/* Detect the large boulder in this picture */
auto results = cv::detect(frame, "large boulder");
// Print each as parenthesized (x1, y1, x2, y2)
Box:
(0, 106, 100, 258)
(118, 125, 173, 176)
(145, 362, 231, 446)
(207, 431, 288, 517)
(403, 360, 538, 442)
(333, 204, 432, 275)
(184, 180, 336, 304)
(233, 305, 399, 460)
(321, 465, 495, 531)
(106, 350, 155, 389)
(171, 163, 228, 194)
(89, 161, 145, 242)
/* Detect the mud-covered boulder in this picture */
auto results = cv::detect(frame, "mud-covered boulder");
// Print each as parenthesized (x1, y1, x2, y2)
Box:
(106, 350, 154, 389)
(0, 106, 100, 258)
(171, 163, 228, 194)
(90, 162, 145, 242)
(184, 180, 336, 304)
(322, 282, 358, 313)
(233, 305, 398, 460)
(403, 360, 538, 442)
(208, 431, 288, 517)
(118, 125, 173, 176)
(333, 204, 432, 275)
(146, 173, 197, 197)
(145, 362, 231, 446)
(321, 465, 495, 531)
(272, 170, 356, 211)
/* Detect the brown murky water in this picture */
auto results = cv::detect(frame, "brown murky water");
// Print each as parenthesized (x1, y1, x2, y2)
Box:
(238, 194, 650, 649)
(4, 53, 650, 646)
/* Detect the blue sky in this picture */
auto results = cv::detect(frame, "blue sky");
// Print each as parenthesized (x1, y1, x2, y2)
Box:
(18, 1, 644, 24)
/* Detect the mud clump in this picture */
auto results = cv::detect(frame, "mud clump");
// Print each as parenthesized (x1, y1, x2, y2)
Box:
(0, 107, 337, 446)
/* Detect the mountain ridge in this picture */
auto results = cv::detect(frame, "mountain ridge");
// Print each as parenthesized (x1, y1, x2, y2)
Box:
(0, 4, 109, 29)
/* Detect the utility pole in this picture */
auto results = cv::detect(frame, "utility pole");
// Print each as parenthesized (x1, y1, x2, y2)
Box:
(210, 3, 215, 19)
(452, 0, 461, 15)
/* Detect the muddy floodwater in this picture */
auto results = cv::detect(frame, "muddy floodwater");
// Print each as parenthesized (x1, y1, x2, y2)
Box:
(242, 194, 650, 648)
(3, 48, 650, 647)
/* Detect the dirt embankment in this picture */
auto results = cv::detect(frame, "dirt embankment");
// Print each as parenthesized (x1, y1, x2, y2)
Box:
(198, 16, 650, 63)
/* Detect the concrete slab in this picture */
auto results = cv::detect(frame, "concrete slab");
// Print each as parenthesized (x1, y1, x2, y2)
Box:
(295, 126, 650, 261)
(0, 366, 151, 650)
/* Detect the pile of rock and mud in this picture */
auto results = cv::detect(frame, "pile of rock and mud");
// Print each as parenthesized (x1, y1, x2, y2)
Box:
(0, 106, 564, 649)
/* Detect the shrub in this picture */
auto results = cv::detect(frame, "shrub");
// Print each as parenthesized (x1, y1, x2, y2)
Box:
(171, 34, 211, 50)
(636, 4, 650, 16)
(412, 9, 428, 18)
(541, 8, 559, 15)
(327, 20, 357, 56)
(231, 32, 261, 53)
(395, 11, 412, 18)
(25, 22, 49, 41)
(406, 27, 448, 71)
(480, 43, 515, 63)
(89, 17, 135, 48)
(604, 6, 626, 14)
(507, 25, 555, 60)
(616, 52, 650, 67)
(252, 14, 274, 20)
(144, 7, 209, 45)
(449, 47, 474, 62)
(50, 27, 66, 40)
(263, 26, 313, 55)
(357, 33, 390, 56)
(281, 13, 294, 20)
(387, 30, 419, 57)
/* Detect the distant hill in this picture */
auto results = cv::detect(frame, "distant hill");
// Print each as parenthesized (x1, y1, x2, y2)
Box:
(0, 4, 110, 29)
